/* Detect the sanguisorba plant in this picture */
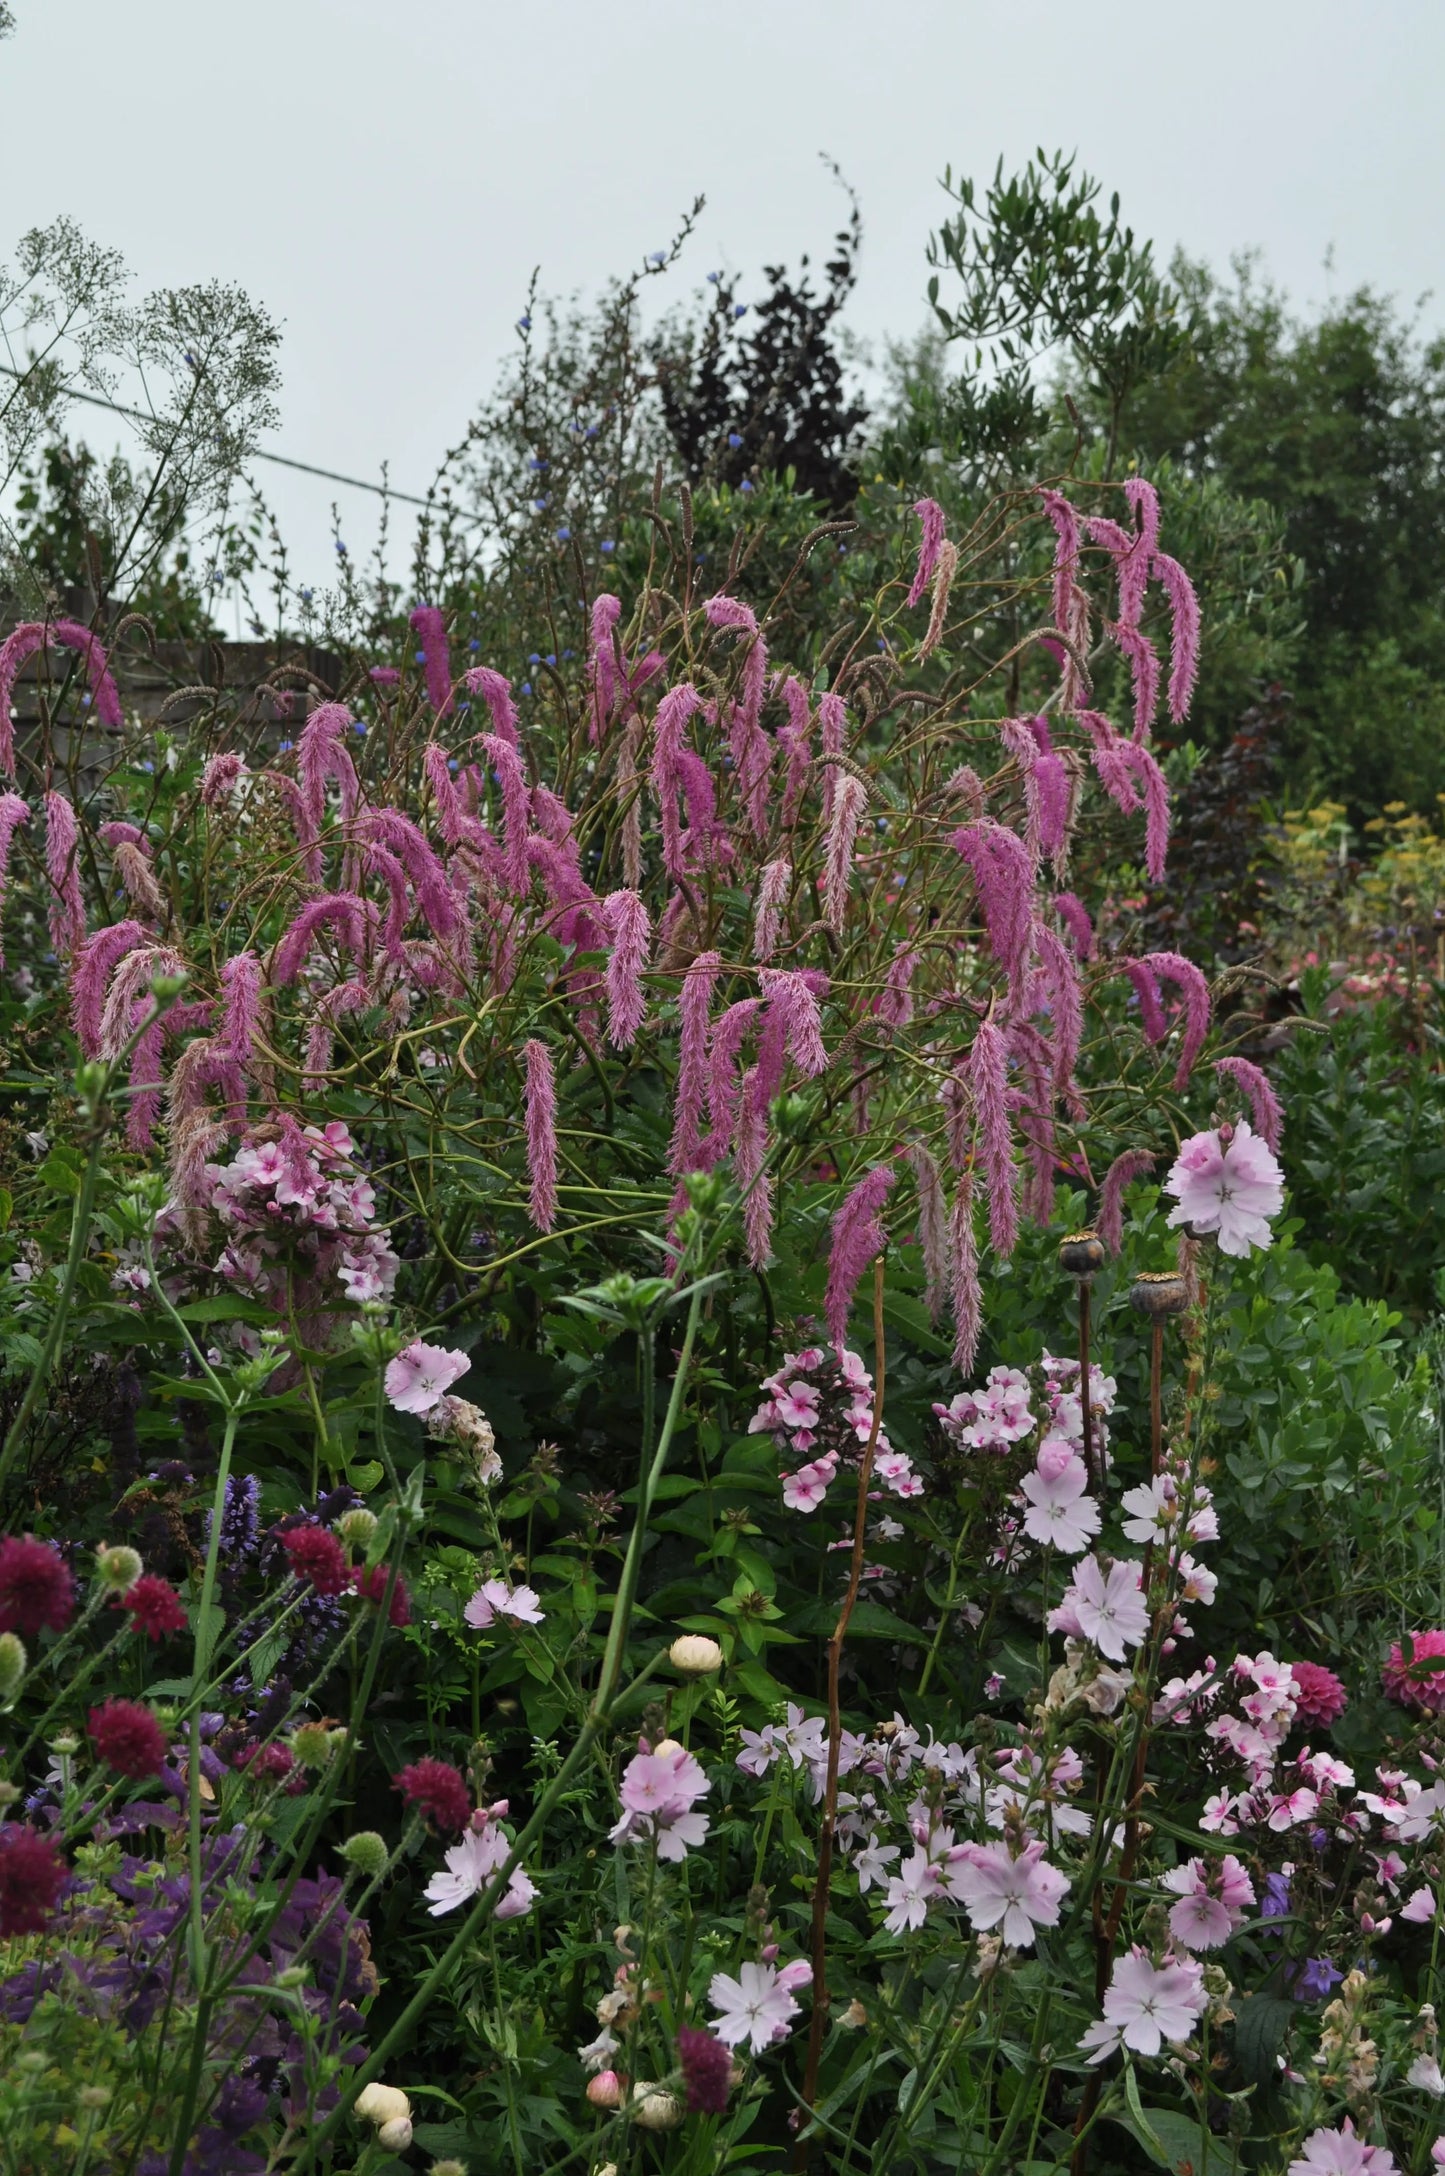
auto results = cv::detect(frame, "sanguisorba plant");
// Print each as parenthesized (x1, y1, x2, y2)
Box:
(10, 474, 1437, 2176)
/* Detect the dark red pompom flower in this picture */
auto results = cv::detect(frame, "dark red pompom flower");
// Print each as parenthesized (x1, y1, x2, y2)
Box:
(0, 1823, 67, 1936)
(280, 1525, 350, 1597)
(237, 1742, 295, 1782)
(356, 1563, 411, 1627)
(677, 2025, 733, 2114)
(0, 1535, 75, 1636)
(1290, 1660, 1348, 1728)
(121, 1574, 188, 1642)
(393, 1757, 471, 1834)
(88, 1698, 169, 1779)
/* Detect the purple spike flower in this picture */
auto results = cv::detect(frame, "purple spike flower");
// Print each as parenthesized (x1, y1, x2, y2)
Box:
(298, 702, 360, 827)
(272, 893, 379, 986)
(875, 947, 917, 1027)
(907, 1141, 949, 1323)
(463, 665, 520, 748)
(43, 789, 86, 957)
(950, 1175, 982, 1374)
(409, 605, 453, 716)
(825, 1162, 896, 1352)
(523, 1039, 558, 1232)
(752, 856, 792, 961)
(70, 918, 147, 1056)
(588, 593, 623, 742)
(1153, 551, 1201, 724)
(823, 772, 868, 935)
(1137, 950, 1211, 1088)
(669, 949, 721, 1174)
(905, 497, 945, 610)
(1213, 1054, 1284, 1151)
(1097, 1148, 1156, 1255)
(777, 675, 812, 826)
(601, 887, 650, 1047)
(951, 820, 1035, 1003)
(817, 690, 846, 821)
(220, 951, 265, 1070)
(652, 683, 705, 882)
(1108, 620, 1162, 740)
(1054, 891, 1094, 960)
(969, 1019, 1017, 1257)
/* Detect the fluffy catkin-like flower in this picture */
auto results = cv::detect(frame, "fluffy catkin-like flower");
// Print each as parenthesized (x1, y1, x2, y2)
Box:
(1108, 621, 1162, 741)
(876, 947, 917, 1027)
(1097, 1148, 1156, 1255)
(733, 1065, 774, 1269)
(1037, 488, 1082, 635)
(757, 967, 829, 1079)
(1054, 891, 1094, 960)
(1126, 740, 1171, 882)
(777, 675, 812, 826)
(1153, 551, 1201, 724)
(906, 497, 946, 609)
(969, 1020, 1018, 1257)
(298, 702, 360, 828)
(0, 621, 122, 761)
(0, 623, 43, 772)
(1214, 1055, 1284, 1151)
(950, 1175, 982, 1373)
(220, 950, 265, 1071)
(200, 749, 246, 806)
(271, 893, 378, 985)
(464, 664, 519, 747)
(51, 618, 123, 728)
(394, 1756, 471, 1833)
(0, 1536, 75, 1635)
(652, 682, 705, 881)
(908, 1142, 949, 1321)
(704, 999, 763, 1162)
(1134, 951, 1211, 1089)
(823, 772, 868, 935)
(70, 919, 147, 1056)
(952, 821, 1035, 1002)
(817, 689, 846, 822)
(409, 605, 453, 716)
(601, 888, 650, 1047)
(752, 856, 792, 961)
(0, 792, 29, 968)
(523, 1039, 558, 1232)
(476, 732, 531, 898)
(670, 949, 721, 1174)
(588, 593, 622, 741)
(0, 1825, 67, 1936)
(825, 1162, 895, 1352)
(704, 595, 770, 837)
(44, 790, 86, 957)
(1032, 922, 1084, 1098)
(89, 1698, 168, 1778)
(917, 538, 957, 661)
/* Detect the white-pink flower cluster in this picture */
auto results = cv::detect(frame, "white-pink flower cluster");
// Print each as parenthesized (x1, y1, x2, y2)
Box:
(423, 1803, 536, 1920)
(1164, 1119, 1284, 1257)
(748, 1346, 921, 1514)
(1079, 1947, 1207, 2061)
(610, 1737, 711, 1861)
(203, 1119, 399, 1320)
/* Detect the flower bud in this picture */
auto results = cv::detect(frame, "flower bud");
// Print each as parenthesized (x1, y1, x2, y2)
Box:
(339, 1830, 389, 1879)
(0, 1631, 26, 1701)
(336, 1507, 377, 1549)
(96, 1544, 143, 1593)
(651, 1737, 687, 1760)
(50, 1730, 79, 1757)
(632, 2083, 685, 2131)
(289, 1722, 336, 1770)
(275, 1965, 309, 1989)
(1058, 1230, 1104, 1278)
(586, 2069, 625, 2109)
(669, 1634, 723, 1677)
(355, 2083, 411, 2127)
(430, 2162, 469, 2176)
(77, 2086, 111, 2111)
(378, 2117, 414, 2151)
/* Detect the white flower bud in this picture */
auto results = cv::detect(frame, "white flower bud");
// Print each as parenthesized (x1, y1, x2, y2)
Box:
(377, 2116, 414, 2150)
(355, 2082, 411, 2127)
(669, 1634, 723, 1676)
(632, 2083, 685, 2131)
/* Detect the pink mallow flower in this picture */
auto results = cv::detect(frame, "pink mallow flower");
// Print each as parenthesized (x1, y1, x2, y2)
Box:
(1019, 1453, 1099, 1556)
(610, 1741, 711, 1860)
(1164, 1120, 1284, 1257)
(708, 1958, 813, 2053)
(1287, 2121, 1399, 2176)
(464, 1579, 545, 1628)
(949, 1839, 1070, 1948)
(384, 1339, 471, 1416)
(1160, 1854, 1254, 1950)
(1078, 1948, 1207, 2062)
(1049, 1554, 1149, 1661)
(423, 1818, 536, 1919)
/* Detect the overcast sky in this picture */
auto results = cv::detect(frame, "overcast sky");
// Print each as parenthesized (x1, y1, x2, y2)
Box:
(3, 0, 1441, 599)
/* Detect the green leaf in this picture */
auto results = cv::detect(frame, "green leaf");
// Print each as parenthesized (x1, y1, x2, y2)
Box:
(1232, 1991, 1295, 2089)
(176, 1294, 275, 1324)
(37, 1154, 80, 1199)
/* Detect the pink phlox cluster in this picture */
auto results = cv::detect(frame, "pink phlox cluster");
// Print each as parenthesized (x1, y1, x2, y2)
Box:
(409, 605, 453, 716)
(1078, 1947, 1207, 2062)
(44, 790, 86, 957)
(749, 1345, 920, 1514)
(1213, 1054, 1284, 1152)
(1165, 1121, 1284, 1257)
(824, 1162, 895, 1353)
(704, 594, 771, 836)
(611, 1738, 711, 1860)
(1287, 2123, 1399, 2176)
(204, 1118, 399, 1319)
(1160, 1853, 1255, 1950)
(905, 497, 946, 610)
(1119, 1469, 1218, 1550)
(737, 1702, 829, 1780)
(297, 703, 360, 830)
(933, 1364, 1034, 1452)
(985, 1743, 1092, 1845)
(1019, 1445, 1099, 1555)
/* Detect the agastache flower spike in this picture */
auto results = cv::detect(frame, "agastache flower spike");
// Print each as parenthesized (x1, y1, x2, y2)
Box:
(463, 664, 520, 748)
(969, 1019, 1018, 1257)
(44, 790, 86, 957)
(670, 949, 721, 1174)
(825, 1162, 895, 1352)
(523, 1039, 558, 1232)
(601, 888, 650, 1047)
(1214, 1054, 1283, 1151)
(409, 604, 453, 715)
(0, 792, 29, 967)
(1097, 1148, 1156, 1255)
(905, 497, 945, 609)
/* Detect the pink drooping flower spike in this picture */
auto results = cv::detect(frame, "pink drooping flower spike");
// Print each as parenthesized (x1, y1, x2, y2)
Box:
(600, 888, 651, 1048)
(1122, 951, 1211, 1089)
(43, 789, 86, 957)
(0, 620, 123, 773)
(968, 1018, 1018, 1258)
(463, 665, 520, 749)
(824, 1161, 895, 1353)
(704, 595, 771, 838)
(409, 605, 453, 717)
(522, 1038, 558, 1233)
(669, 950, 722, 1176)
(905, 498, 946, 610)
(1213, 1054, 1284, 1151)
(1096, 1148, 1157, 1255)
(0, 793, 30, 968)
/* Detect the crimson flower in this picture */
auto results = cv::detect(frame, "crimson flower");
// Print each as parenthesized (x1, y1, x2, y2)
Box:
(356, 1563, 411, 1626)
(394, 1757, 471, 1834)
(88, 1698, 168, 1779)
(280, 1525, 350, 1597)
(121, 1574, 188, 1641)
(0, 1823, 67, 1935)
(677, 2025, 732, 2113)
(0, 1535, 75, 1636)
